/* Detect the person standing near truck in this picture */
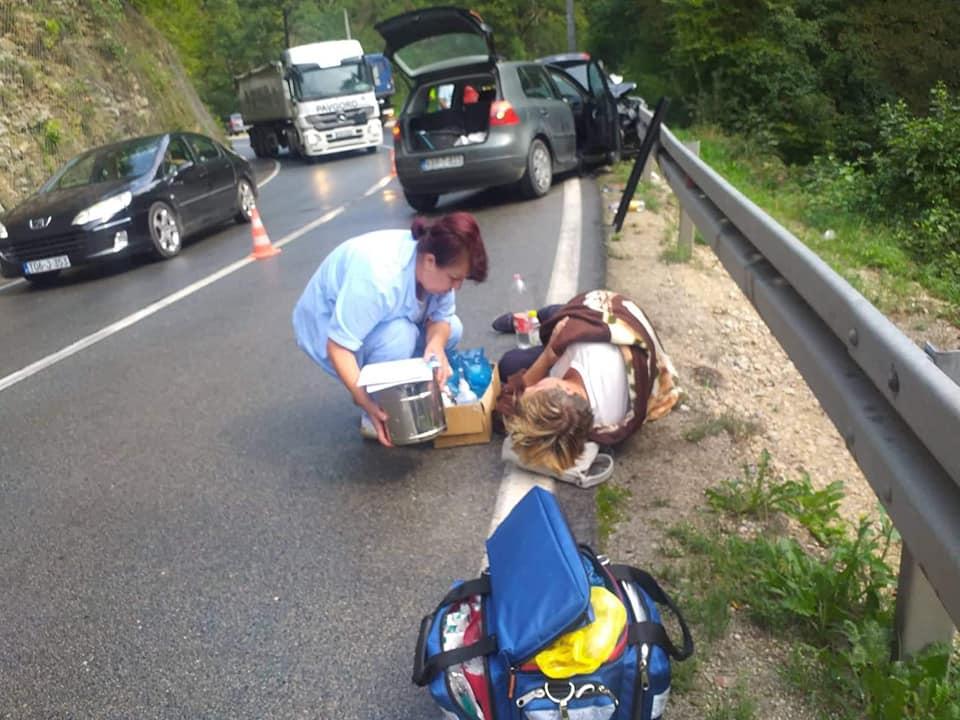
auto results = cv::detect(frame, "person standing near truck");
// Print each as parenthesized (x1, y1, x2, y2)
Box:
(292, 212, 489, 447)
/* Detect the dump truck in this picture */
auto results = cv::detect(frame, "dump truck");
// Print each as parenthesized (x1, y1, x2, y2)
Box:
(235, 39, 382, 159)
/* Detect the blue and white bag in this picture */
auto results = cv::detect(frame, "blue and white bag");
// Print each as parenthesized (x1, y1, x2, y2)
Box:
(412, 487, 694, 719)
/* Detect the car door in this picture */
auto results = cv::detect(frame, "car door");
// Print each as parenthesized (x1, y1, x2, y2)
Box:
(544, 67, 589, 156)
(582, 60, 621, 159)
(163, 134, 208, 232)
(185, 134, 236, 224)
(516, 64, 576, 168)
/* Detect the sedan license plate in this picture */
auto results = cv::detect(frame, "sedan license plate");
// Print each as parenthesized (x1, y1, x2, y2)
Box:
(421, 155, 464, 171)
(23, 255, 71, 274)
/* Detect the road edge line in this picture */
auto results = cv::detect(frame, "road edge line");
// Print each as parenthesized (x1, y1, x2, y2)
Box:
(484, 178, 582, 560)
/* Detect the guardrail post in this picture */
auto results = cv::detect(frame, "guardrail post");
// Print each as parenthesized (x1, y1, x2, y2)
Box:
(677, 140, 700, 255)
(894, 545, 956, 659)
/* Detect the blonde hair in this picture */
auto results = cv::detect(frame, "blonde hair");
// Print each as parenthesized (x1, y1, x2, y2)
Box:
(504, 387, 593, 474)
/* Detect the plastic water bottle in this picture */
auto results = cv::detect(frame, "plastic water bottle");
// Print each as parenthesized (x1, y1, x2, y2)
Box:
(510, 273, 538, 349)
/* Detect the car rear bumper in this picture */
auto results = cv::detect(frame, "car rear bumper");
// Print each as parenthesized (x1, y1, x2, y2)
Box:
(395, 133, 528, 195)
(0, 216, 145, 277)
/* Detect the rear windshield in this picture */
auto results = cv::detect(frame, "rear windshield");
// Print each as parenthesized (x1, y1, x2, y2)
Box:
(394, 33, 489, 77)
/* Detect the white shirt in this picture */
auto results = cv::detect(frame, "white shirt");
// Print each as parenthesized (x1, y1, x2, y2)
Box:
(550, 342, 629, 427)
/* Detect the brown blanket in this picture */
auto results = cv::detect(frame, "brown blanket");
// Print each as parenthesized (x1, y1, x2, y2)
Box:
(496, 290, 680, 445)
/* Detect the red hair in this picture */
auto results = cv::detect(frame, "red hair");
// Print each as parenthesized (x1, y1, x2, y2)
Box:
(411, 212, 488, 282)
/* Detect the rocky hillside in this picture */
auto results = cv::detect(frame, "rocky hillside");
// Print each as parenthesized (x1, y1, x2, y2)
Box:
(0, 0, 220, 212)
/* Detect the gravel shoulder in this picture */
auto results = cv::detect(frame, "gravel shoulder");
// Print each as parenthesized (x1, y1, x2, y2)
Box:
(598, 171, 958, 718)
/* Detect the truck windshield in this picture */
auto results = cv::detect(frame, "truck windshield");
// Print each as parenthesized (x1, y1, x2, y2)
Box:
(295, 61, 373, 100)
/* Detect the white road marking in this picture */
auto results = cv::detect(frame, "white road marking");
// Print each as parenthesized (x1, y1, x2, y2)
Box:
(0, 279, 26, 292)
(485, 178, 583, 550)
(259, 159, 281, 186)
(363, 175, 393, 197)
(0, 203, 347, 395)
(546, 178, 582, 305)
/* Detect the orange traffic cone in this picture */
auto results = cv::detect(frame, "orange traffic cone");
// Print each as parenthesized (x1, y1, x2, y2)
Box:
(248, 206, 280, 259)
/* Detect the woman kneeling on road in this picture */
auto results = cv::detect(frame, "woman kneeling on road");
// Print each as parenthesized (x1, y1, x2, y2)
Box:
(292, 212, 488, 447)
(495, 289, 679, 475)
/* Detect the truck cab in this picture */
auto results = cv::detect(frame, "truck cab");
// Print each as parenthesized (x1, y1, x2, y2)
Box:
(237, 39, 383, 159)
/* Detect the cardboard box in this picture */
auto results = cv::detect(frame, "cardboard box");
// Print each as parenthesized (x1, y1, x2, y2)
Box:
(434, 365, 501, 448)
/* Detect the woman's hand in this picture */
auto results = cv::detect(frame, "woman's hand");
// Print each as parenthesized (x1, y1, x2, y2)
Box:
(424, 348, 452, 388)
(353, 389, 393, 447)
(548, 317, 570, 354)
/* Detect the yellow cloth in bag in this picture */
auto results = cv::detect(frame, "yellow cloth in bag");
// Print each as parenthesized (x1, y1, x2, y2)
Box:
(534, 585, 627, 678)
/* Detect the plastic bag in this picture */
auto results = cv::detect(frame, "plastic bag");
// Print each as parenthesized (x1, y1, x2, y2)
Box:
(534, 586, 627, 678)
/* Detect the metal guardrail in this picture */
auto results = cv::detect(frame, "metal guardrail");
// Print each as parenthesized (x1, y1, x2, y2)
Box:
(634, 107, 960, 653)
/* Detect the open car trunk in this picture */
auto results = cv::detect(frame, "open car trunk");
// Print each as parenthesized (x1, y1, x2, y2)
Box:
(403, 73, 498, 153)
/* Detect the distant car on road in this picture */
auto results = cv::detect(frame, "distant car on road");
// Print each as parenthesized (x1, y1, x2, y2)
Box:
(226, 113, 245, 135)
(0, 132, 257, 284)
(375, 7, 621, 212)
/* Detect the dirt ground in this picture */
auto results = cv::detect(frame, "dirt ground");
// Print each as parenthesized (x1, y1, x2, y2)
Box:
(600, 172, 958, 718)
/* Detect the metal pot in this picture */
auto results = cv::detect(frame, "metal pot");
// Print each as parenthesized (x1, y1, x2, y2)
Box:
(369, 377, 447, 446)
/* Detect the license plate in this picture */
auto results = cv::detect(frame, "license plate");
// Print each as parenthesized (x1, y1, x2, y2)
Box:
(331, 127, 360, 139)
(23, 255, 71, 274)
(421, 155, 464, 171)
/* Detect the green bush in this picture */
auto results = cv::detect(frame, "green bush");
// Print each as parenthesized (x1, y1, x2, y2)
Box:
(670, 451, 960, 719)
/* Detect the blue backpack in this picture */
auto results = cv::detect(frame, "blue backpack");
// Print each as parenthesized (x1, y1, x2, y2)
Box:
(412, 487, 694, 720)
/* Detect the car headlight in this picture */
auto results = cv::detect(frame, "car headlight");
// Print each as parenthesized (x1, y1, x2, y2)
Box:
(72, 191, 132, 226)
(0, 221, 7, 239)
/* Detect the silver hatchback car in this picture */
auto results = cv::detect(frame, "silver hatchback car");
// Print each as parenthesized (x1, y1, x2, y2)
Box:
(375, 7, 620, 212)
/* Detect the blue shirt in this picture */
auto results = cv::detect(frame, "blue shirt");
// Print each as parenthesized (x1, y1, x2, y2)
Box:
(292, 229, 457, 369)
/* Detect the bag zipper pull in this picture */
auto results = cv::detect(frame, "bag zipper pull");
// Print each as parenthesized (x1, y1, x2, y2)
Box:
(515, 686, 546, 708)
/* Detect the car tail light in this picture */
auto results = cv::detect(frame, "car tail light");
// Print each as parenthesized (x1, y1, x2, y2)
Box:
(392, 123, 401, 140)
(490, 100, 520, 126)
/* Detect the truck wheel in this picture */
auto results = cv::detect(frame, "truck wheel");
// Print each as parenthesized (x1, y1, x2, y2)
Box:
(249, 129, 265, 158)
(264, 131, 280, 158)
(519, 138, 552, 199)
(404, 192, 439, 213)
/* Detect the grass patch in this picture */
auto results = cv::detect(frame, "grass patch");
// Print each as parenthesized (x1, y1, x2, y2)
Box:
(661, 241, 692, 264)
(683, 411, 761, 443)
(666, 450, 960, 719)
(705, 681, 758, 720)
(689, 125, 960, 318)
(596, 482, 632, 549)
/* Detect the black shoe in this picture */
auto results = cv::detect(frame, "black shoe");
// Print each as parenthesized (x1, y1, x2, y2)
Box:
(492, 312, 514, 333)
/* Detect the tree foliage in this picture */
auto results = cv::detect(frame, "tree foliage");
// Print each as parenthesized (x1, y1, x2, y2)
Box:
(129, 0, 580, 118)
(586, 0, 960, 164)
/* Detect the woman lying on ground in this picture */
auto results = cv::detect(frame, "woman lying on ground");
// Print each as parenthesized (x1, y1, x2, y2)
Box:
(494, 289, 680, 475)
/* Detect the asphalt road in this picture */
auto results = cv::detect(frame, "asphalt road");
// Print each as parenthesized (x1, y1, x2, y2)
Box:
(0, 138, 606, 718)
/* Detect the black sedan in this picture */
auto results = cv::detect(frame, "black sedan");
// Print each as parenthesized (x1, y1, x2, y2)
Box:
(0, 132, 257, 284)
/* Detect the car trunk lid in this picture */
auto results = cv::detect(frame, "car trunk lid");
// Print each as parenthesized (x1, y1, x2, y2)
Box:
(375, 7, 496, 82)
